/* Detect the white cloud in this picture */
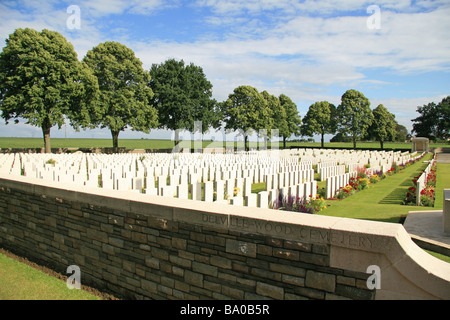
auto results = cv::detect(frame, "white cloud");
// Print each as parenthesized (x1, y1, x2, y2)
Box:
(74, 0, 178, 17)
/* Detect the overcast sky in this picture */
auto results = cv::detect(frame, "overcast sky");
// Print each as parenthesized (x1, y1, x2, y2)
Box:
(0, 0, 449, 141)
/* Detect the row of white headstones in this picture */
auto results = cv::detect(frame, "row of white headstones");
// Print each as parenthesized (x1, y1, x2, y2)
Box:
(0, 149, 422, 209)
(414, 154, 437, 206)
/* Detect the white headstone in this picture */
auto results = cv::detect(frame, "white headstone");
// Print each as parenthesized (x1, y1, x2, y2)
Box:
(257, 191, 268, 209)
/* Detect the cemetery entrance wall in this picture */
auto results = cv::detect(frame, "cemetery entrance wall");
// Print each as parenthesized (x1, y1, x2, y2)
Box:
(0, 175, 449, 300)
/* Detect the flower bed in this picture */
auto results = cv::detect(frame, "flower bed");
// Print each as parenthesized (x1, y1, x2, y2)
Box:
(270, 194, 326, 214)
(331, 153, 426, 202)
(332, 168, 384, 200)
(402, 158, 437, 207)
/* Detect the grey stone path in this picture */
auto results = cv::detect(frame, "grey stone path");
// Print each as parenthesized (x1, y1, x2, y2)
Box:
(404, 210, 450, 253)
(436, 153, 450, 163)
(403, 151, 450, 255)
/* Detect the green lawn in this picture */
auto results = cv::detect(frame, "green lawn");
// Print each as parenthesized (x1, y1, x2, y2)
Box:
(0, 137, 177, 149)
(0, 250, 101, 300)
(318, 153, 438, 223)
(434, 162, 450, 209)
(0, 137, 448, 151)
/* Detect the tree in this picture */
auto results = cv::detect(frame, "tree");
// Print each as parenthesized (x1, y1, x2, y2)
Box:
(0, 28, 98, 153)
(279, 94, 301, 149)
(83, 41, 158, 151)
(412, 96, 450, 140)
(330, 132, 352, 143)
(336, 89, 373, 149)
(438, 96, 450, 140)
(368, 104, 397, 149)
(260, 90, 279, 148)
(221, 85, 271, 151)
(411, 102, 438, 139)
(301, 101, 336, 148)
(395, 124, 409, 142)
(149, 59, 219, 151)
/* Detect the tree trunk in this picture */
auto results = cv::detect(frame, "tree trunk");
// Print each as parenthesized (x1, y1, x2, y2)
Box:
(352, 134, 357, 149)
(283, 136, 286, 149)
(244, 135, 249, 152)
(380, 140, 384, 150)
(174, 130, 180, 153)
(42, 126, 51, 153)
(111, 130, 120, 153)
(321, 132, 325, 148)
(42, 117, 52, 153)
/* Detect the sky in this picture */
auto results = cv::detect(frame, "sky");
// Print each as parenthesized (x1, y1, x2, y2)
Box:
(0, 0, 449, 142)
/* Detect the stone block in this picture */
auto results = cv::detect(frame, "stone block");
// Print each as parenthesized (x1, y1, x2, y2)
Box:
(305, 270, 336, 293)
(87, 229, 108, 243)
(192, 261, 218, 277)
(226, 239, 257, 258)
(184, 270, 203, 288)
(256, 281, 284, 300)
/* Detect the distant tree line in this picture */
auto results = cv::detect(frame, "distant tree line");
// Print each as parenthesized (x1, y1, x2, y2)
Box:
(0, 28, 447, 153)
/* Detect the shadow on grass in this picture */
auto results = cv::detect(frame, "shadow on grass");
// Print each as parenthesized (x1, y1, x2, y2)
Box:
(379, 187, 407, 205)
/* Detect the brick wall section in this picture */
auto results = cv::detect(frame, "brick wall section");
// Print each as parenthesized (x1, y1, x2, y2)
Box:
(0, 179, 374, 300)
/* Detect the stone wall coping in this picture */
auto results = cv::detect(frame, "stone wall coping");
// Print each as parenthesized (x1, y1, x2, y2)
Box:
(1, 174, 449, 299)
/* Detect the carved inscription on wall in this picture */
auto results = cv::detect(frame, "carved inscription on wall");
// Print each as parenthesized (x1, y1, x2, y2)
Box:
(201, 213, 374, 250)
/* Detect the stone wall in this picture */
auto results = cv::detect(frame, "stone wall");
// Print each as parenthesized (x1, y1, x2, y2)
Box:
(0, 175, 449, 300)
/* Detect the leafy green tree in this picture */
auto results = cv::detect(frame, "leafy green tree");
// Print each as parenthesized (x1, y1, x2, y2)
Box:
(0, 28, 98, 153)
(279, 94, 301, 149)
(395, 124, 409, 142)
(83, 41, 157, 151)
(301, 101, 336, 148)
(330, 132, 352, 143)
(260, 90, 279, 148)
(411, 102, 438, 140)
(221, 85, 271, 151)
(368, 104, 397, 149)
(412, 96, 450, 140)
(439, 96, 450, 140)
(336, 89, 373, 149)
(149, 59, 219, 150)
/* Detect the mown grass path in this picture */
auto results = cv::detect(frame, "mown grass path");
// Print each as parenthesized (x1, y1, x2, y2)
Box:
(434, 161, 450, 209)
(318, 153, 438, 223)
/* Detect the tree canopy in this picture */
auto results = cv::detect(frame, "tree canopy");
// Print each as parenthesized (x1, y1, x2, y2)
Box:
(0, 28, 98, 152)
(220, 85, 272, 151)
(412, 96, 449, 140)
(260, 90, 278, 144)
(83, 41, 158, 150)
(149, 58, 219, 150)
(395, 124, 409, 142)
(301, 101, 336, 148)
(336, 89, 374, 149)
(279, 94, 301, 148)
(367, 104, 397, 149)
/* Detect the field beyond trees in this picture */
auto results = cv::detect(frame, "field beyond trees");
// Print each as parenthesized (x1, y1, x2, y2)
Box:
(0, 137, 448, 151)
